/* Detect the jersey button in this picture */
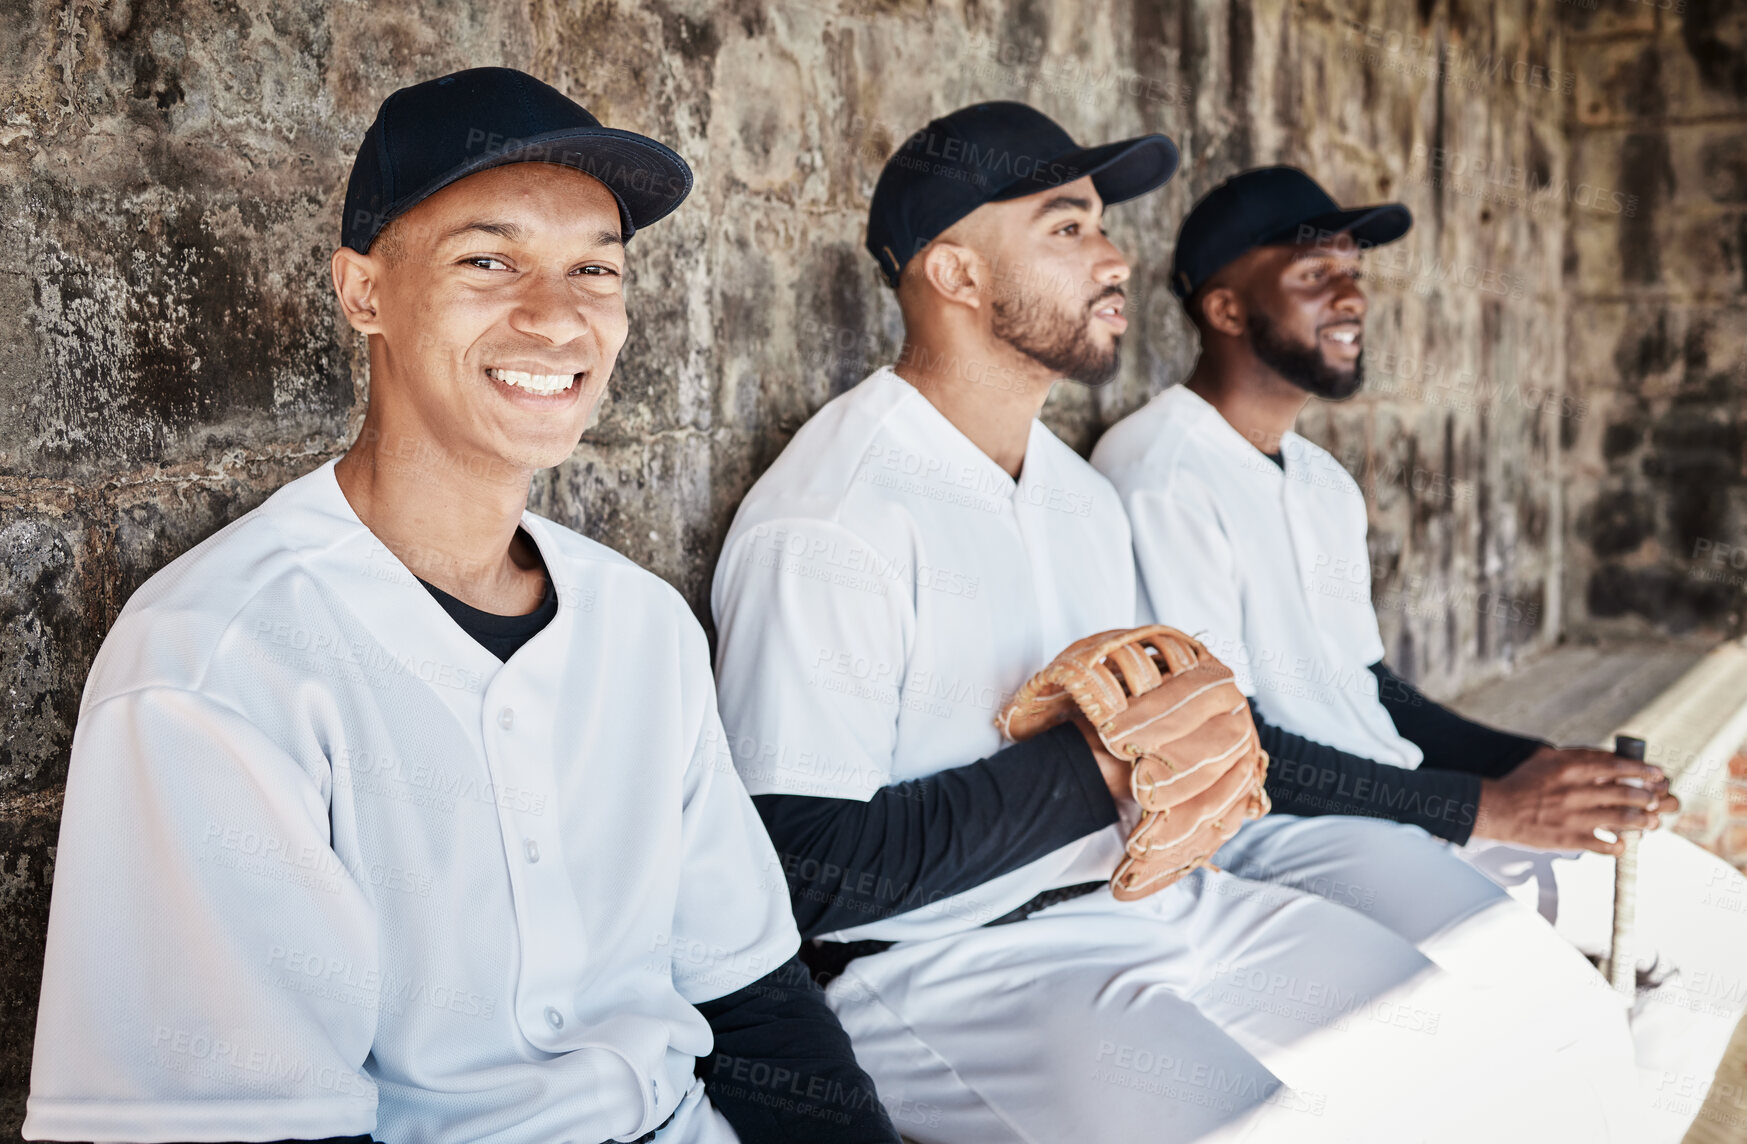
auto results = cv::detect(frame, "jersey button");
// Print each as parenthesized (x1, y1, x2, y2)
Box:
(497, 706, 514, 731)
(525, 839, 541, 864)
(545, 1006, 564, 1030)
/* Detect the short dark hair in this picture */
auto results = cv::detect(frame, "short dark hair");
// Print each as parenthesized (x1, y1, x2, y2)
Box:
(371, 215, 408, 264)
(1181, 282, 1211, 333)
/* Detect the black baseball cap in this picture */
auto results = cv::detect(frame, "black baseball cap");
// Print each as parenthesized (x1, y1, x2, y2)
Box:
(1170, 166, 1411, 299)
(341, 67, 693, 254)
(866, 102, 1179, 287)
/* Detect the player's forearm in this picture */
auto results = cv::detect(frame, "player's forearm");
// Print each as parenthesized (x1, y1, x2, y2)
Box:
(1255, 704, 1485, 844)
(1369, 661, 1547, 778)
(695, 956, 901, 1143)
(752, 722, 1118, 937)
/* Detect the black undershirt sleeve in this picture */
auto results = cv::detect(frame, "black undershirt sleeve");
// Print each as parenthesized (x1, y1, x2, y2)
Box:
(752, 722, 1118, 939)
(1369, 661, 1548, 778)
(1253, 701, 1485, 845)
(695, 956, 900, 1143)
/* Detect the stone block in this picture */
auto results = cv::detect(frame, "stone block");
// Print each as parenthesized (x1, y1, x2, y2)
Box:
(551, 432, 720, 620)
(103, 457, 331, 623)
(1560, 0, 1659, 39)
(0, 789, 61, 1138)
(1570, 196, 1747, 299)
(1575, 24, 1747, 128)
(0, 491, 102, 799)
(1, 178, 354, 479)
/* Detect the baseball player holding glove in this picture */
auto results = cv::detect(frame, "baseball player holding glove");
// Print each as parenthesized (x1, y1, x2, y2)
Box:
(712, 102, 1646, 1142)
(1092, 164, 1747, 1142)
(25, 69, 897, 1144)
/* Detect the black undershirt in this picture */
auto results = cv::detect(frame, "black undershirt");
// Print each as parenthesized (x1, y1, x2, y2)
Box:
(693, 956, 898, 1143)
(415, 542, 558, 661)
(192, 558, 894, 1143)
(1252, 705, 1489, 842)
(752, 659, 1548, 944)
(754, 723, 1115, 939)
(1252, 669, 1545, 847)
(1369, 660, 1547, 779)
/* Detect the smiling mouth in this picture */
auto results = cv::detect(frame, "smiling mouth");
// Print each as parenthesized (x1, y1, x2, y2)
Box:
(487, 367, 581, 396)
(1322, 326, 1362, 346)
(1091, 295, 1127, 326)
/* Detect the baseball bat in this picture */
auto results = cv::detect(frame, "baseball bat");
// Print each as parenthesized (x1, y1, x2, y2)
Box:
(1606, 734, 1647, 995)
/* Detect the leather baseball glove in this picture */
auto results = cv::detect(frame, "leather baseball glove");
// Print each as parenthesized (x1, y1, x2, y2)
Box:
(997, 625, 1270, 900)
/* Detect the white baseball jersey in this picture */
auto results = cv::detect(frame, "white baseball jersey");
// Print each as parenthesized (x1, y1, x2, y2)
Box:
(1090, 383, 1422, 768)
(711, 366, 1133, 943)
(26, 459, 798, 1144)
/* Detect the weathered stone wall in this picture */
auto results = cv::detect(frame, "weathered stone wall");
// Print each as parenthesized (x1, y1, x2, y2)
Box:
(1562, 0, 1747, 642)
(0, 0, 1646, 1130)
(1557, 0, 1747, 911)
(1290, 1, 1574, 694)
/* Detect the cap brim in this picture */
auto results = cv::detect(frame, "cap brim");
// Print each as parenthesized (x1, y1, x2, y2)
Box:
(988, 133, 1180, 207)
(392, 126, 694, 243)
(1261, 202, 1413, 249)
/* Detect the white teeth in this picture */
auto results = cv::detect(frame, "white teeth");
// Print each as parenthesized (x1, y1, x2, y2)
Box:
(1327, 329, 1359, 344)
(489, 368, 577, 395)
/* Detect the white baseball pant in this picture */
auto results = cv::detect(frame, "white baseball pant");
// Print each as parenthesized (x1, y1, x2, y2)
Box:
(827, 854, 1646, 1143)
(1460, 829, 1747, 1142)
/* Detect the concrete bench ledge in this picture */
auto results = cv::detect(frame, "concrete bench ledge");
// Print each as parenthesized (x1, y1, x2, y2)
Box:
(1453, 636, 1717, 754)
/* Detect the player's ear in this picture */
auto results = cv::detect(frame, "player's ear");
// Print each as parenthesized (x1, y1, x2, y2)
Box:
(917, 240, 985, 310)
(332, 246, 387, 336)
(1198, 286, 1246, 339)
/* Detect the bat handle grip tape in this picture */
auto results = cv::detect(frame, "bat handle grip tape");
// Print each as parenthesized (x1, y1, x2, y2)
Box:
(1606, 734, 1647, 995)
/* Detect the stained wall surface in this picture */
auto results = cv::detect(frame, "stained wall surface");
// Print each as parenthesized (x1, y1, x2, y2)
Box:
(1562, 1, 1747, 641)
(0, 0, 1736, 1131)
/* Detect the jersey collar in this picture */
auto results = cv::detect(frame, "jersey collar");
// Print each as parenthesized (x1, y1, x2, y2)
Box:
(877, 365, 1067, 499)
(1165, 383, 1307, 479)
(284, 458, 565, 705)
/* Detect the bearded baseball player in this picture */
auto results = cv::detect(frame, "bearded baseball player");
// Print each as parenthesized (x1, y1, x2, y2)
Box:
(25, 69, 897, 1144)
(1091, 164, 1747, 1142)
(710, 103, 1647, 1142)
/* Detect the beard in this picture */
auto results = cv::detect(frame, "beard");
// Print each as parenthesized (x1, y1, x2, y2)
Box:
(990, 280, 1123, 387)
(1248, 310, 1364, 400)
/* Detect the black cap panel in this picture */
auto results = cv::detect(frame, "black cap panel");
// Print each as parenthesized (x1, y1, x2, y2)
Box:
(1084, 136, 1182, 208)
(1267, 203, 1413, 250)
(1170, 165, 1413, 299)
(865, 101, 1178, 287)
(341, 68, 693, 254)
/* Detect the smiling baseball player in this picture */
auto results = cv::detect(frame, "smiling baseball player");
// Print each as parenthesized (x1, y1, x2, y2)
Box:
(25, 68, 896, 1144)
(1092, 164, 1747, 1142)
(710, 103, 1647, 1142)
